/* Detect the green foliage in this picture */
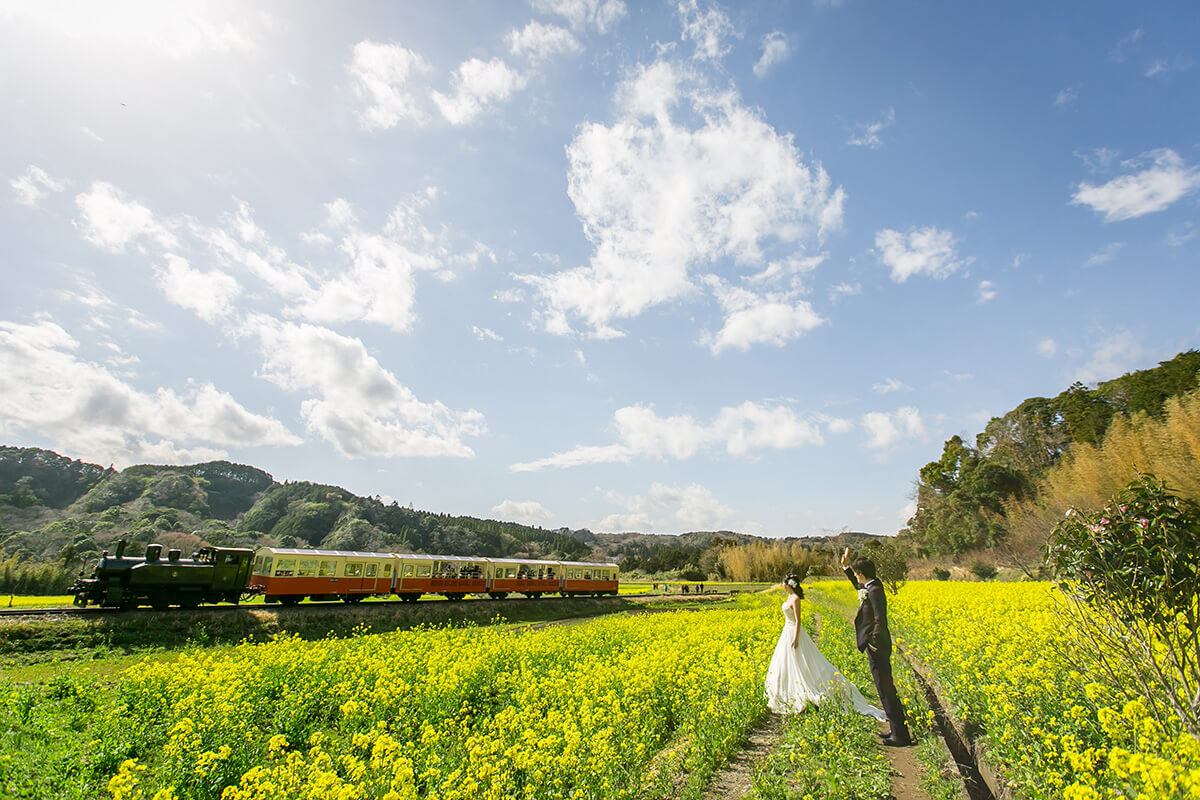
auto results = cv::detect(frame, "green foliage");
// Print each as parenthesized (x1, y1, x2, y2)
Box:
(932, 567, 950, 581)
(861, 537, 910, 595)
(0, 447, 109, 508)
(1047, 473, 1200, 735)
(908, 350, 1200, 557)
(968, 562, 997, 581)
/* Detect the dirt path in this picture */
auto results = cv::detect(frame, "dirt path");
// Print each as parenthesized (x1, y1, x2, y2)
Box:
(700, 713, 783, 800)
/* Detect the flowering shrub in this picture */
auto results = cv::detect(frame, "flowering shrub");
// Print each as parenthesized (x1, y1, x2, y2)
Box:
(1048, 473, 1200, 736)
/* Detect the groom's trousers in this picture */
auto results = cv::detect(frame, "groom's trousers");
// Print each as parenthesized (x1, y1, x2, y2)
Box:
(867, 648, 909, 737)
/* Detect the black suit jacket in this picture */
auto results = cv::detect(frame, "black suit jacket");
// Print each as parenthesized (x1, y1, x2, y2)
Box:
(844, 567, 892, 654)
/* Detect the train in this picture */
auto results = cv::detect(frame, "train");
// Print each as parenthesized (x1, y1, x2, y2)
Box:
(69, 539, 619, 610)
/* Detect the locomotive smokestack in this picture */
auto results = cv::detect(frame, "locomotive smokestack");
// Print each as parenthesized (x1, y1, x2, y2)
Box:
(115, 539, 127, 558)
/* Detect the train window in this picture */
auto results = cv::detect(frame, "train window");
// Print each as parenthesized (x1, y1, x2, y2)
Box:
(505, 567, 517, 579)
(365, 563, 378, 578)
(274, 559, 296, 577)
(383, 564, 393, 576)
(253, 556, 263, 572)
(344, 563, 363, 577)
(319, 560, 337, 577)
(264, 557, 274, 575)
(298, 560, 316, 577)
(417, 565, 432, 577)
(402, 564, 414, 577)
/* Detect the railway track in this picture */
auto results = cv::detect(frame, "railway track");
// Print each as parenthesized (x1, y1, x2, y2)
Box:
(0, 592, 649, 619)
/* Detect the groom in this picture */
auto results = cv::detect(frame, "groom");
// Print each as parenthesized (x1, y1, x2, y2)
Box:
(842, 547, 911, 747)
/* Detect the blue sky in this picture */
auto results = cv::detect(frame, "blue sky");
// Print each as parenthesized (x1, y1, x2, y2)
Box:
(2, 0, 1198, 537)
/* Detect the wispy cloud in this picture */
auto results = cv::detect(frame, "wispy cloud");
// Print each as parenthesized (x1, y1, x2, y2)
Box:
(10, 165, 65, 208)
(847, 108, 895, 149)
(1072, 149, 1200, 222)
(1084, 242, 1123, 267)
(874, 226, 969, 282)
(976, 279, 997, 304)
(753, 31, 792, 78)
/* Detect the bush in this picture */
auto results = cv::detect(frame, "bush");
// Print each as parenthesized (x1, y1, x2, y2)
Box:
(932, 567, 950, 581)
(1047, 472, 1200, 735)
(969, 561, 997, 581)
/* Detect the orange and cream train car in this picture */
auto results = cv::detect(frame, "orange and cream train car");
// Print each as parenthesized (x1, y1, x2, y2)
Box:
(249, 547, 619, 605)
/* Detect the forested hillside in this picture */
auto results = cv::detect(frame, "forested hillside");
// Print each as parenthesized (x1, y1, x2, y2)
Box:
(904, 349, 1200, 569)
(0, 446, 883, 592)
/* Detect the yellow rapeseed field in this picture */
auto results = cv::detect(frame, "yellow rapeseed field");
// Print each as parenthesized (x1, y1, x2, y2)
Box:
(880, 581, 1200, 800)
(104, 600, 779, 800)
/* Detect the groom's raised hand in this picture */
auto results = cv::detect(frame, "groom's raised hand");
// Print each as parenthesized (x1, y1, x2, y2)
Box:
(840, 547, 851, 569)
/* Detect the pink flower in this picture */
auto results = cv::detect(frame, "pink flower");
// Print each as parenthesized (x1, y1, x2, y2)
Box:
(1139, 519, 1149, 529)
(1119, 505, 1127, 513)
(1100, 518, 1110, 526)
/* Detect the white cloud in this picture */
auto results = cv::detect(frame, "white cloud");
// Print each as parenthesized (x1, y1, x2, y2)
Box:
(473, 326, 503, 342)
(1083, 242, 1123, 267)
(74, 182, 177, 252)
(0, 318, 299, 467)
(861, 406, 925, 449)
(676, 0, 737, 62)
(825, 416, 854, 434)
(1072, 149, 1200, 222)
(511, 400, 823, 471)
(1145, 58, 1167, 77)
(530, 0, 627, 33)
(1075, 147, 1119, 174)
(1166, 222, 1197, 247)
(828, 281, 861, 302)
(897, 501, 917, 526)
(847, 107, 895, 149)
(1054, 86, 1078, 106)
(491, 499, 553, 524)
(874, 226, 967, 282)
(1073, 329, 1146, 384)
(701, 278, 823, 354)
(1037, 338, 1057, 358)
(10, 165, 64, 207)
(348, 40, 433, 130)
(976, 279, 997, 304)
(432, 57, 527, 125)
(507, 21, 582, 63)
(1109, 28, 1143, 63)
(753, 31, 792, 78)
(872, 377, 909, 394)
(600, 482, 733, 532)
(247, 316, 486, 458)
(81, 126, 103, 142)
(519, 60, 844, 338)
(155, 254, 241, 322)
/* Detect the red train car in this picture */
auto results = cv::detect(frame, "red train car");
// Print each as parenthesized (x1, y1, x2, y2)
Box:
(251, 548, 395, 605)
(560, 561, 619, 597)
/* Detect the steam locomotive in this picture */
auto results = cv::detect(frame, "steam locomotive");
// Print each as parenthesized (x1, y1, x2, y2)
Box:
(70, 539, 619, 610)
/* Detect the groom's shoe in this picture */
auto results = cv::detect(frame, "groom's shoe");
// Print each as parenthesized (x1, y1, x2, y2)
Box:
(881, 733, 912, 747)
(876, 731, 892, 740)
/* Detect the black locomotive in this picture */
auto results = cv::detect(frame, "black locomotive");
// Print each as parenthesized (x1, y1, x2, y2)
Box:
(70, 539, 254, 610)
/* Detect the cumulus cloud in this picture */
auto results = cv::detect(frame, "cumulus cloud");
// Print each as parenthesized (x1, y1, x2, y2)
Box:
(432, 57, 528, 125)
(847, 108, 895, 149)
(677, 0, 737, 62)
(874, 226, 967, 282)
(348, 40, 433, 130)
(10, 165, 64, 207)
(1072, 149, 1200, 222)
(530, 0, 627, 33)
(976, 279, 997, 304)
(599, 482, 733, 532)
(511, 400, 823, 471)
(246, 316, 486, 458)
(701, 277, 823, 354)
(0, 318, 300, 467)
(861, 407, 924, 449)
(507, 21, 582, 63)
(155, 254, 241, 322)
(519, 60, 844, 338)
(1037, 338, 1057, 358)
(753, 31, 792, 78)
(74, 182, 177, 252)
(492, 499, 553, 524)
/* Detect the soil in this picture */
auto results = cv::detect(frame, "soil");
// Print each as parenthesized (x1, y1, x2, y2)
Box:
(700, 713, 783, 800)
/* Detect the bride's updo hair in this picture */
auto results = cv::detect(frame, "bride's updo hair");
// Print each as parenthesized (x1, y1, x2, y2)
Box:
(782, 574, 804, 598)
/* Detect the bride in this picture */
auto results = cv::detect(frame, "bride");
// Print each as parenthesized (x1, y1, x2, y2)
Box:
(765, 574, 887, 720)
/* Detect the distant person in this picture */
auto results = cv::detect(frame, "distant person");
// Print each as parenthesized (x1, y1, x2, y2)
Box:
(765, 573, 887, 722)
(842, 548, 911, 746)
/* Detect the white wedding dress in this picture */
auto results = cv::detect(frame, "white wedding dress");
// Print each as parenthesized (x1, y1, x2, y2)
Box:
(765, 600, 887, 719)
